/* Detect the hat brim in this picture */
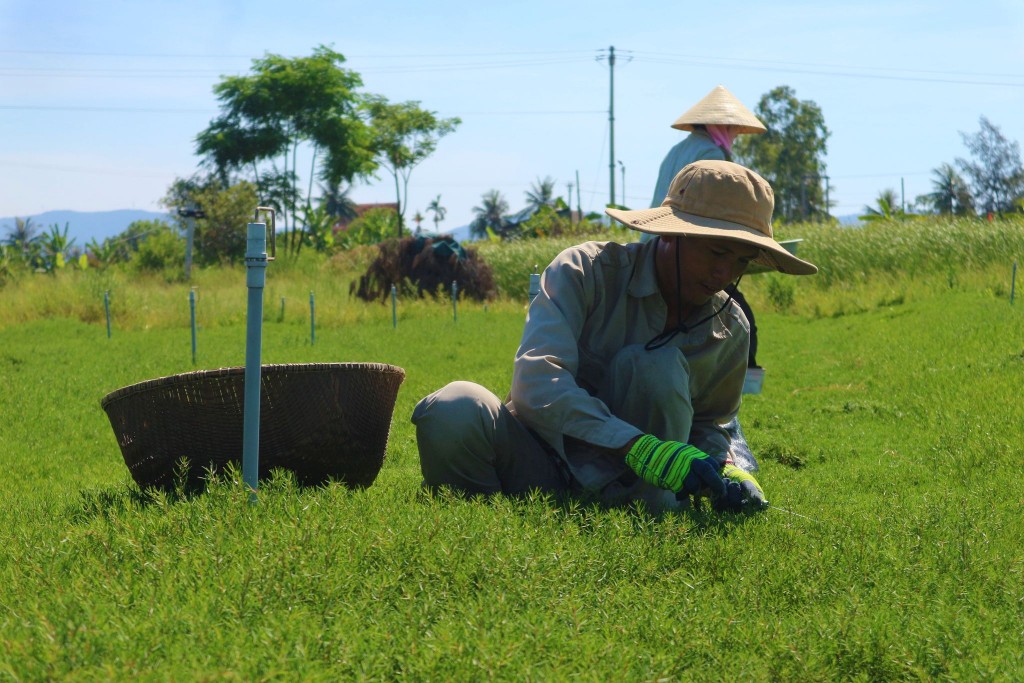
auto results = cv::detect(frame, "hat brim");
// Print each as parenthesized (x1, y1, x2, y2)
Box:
(672, 121, 767, 134)
(669, 85, 767, 134)
(606, 206, 817, 276)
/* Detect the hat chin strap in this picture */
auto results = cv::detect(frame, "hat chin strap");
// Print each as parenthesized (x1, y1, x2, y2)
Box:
(645, 237, 741, 351)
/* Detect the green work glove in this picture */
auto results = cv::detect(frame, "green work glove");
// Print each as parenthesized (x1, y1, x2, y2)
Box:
(625, 434, 726, 499)
(718, 463, 768, 511)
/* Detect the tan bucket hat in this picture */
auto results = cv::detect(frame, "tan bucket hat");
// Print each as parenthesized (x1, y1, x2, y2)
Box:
(606, 160, 817, 275)
(671, 85, 767, 134)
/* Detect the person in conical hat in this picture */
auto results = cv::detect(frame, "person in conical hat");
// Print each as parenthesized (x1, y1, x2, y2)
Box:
(646, 88, 769, 471)
(649, 85, 765, 209)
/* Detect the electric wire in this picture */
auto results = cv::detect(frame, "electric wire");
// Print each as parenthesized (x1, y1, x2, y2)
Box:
(3, 47, 1020, 85)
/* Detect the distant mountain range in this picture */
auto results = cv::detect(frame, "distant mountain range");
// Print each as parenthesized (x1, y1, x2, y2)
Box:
(0, 209, 171, 246)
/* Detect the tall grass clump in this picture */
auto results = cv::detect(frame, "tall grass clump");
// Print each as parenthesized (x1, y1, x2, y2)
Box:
(3, 215, 1022, 330)
(789, 215, 1024, 288)
(0, 248, 387, 331)
(474, 226, 630, 298)
(732, 216, 1024, 319)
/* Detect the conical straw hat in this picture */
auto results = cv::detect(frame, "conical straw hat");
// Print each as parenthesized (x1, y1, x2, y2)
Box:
(671, 85, 766, 134)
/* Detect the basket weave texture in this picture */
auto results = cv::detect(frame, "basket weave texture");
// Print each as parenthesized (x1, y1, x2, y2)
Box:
(100, 363, 405, 490)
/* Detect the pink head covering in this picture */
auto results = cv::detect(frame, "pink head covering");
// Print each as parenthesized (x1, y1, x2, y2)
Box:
(705, 124, 737, 152)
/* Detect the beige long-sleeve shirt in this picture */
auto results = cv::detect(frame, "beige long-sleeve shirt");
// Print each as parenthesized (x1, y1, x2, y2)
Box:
(510, 238, 749, 490)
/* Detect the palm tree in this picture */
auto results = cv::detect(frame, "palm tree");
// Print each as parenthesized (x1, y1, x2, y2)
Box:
(471, 189, 509, 239)
(412, 211, 425, 234)
(318, 181, 358, 222)
(524, 176, 557, 212)
(426, 194, 446, 232)
(3, 216, 39, 250)
(918, 163, 975, 216)
(860, 188, 902, 221)
(2, 216, 43, 265)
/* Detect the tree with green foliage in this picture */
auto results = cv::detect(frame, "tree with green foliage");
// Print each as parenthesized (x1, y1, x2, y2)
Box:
(2, 217, 41, 265)
(470, 189, 509, 239)
(337, 207, 398, 249)
(37, 223, 78, 273)
(195, 46, 377, 248)
(300, 205, 336, 253)
(916, 163, 974, 216)
(0, 243, 12, 284)
(318, 181, 358, 222)
(524, 176, 557, 212)
(412, 211, 426, 234)
(85, 237, 124, 268)
(132, 222, 184, 273)
(426, 195, 446, 232)
(363, 95, 460, 238)
(860, 188, 903, 222)
(956, 116, 1024, 215)
(733, 86, 830, 221)
(163, 177, 259, 264)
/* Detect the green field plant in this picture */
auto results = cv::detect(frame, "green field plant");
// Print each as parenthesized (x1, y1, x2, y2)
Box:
(1, 215, 1022, 678)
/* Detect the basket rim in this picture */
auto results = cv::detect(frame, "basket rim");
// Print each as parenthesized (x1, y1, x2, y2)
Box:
(100, 362, 406, 409)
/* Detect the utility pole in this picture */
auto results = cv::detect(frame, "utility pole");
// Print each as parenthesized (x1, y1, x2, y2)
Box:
(596, 46, 618, 207)
(567, 182, 575, 225)
(178, 203, 205, 281)
(607, 45, 616, 208)
(802, 174, 828, 222)
(619, 161, 626, 208)
(575, 169, 582, 218)
(824, 175, 831, 222)
(596, 46, 632, 209)
(800, 175, 808, 221)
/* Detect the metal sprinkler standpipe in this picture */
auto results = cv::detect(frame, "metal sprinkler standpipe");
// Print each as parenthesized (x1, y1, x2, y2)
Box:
(243, 207, 276, 499)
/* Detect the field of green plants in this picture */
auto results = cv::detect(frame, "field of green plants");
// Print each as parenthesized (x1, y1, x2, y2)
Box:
(1, 217, 1023, 680)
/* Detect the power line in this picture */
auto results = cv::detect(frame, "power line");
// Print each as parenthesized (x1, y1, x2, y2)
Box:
(0, 159, 173, 178)
(0, 103, 602, 116)
(0, 57, 592, 80)
(0, 47, 597, 60)
(357, 56, 589, 74)
(629, 53, 1024, 88)
(830, 171, 932, 179)
(0, 104, 212, 113)
(4, 46, 1021, 87)
(0, 69, 236, 80)
(630, 50, 1024, 81)
(0, 49, 253, 59)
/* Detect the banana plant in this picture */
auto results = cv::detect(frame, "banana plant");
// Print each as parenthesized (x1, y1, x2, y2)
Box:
(38, 223, 76, 273)
(86, 238, 123, 269)
(302, 204, 336, 253)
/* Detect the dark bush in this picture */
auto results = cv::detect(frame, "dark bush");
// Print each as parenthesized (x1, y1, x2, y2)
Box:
(350, 235, 497, 302)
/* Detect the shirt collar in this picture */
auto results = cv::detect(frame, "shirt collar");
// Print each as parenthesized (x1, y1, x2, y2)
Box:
(628, 238, 661, 299)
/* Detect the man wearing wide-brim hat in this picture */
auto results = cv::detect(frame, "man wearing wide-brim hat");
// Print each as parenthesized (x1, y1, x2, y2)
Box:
(413, 160, 815, 513)
(649, 85, 766, 209)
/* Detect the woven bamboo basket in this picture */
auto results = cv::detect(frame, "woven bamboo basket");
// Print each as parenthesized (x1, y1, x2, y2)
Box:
(100, 362, 405, 491)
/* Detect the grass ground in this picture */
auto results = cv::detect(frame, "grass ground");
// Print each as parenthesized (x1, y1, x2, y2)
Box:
(2, 220, 1024, 683)
(1, 226, 1023, 680)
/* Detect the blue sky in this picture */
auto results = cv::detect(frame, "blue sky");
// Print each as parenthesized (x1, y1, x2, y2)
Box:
(2, 0, 1022, 233)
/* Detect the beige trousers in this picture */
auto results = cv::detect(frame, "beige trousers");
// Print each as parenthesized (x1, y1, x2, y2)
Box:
(411, 345, 694, 511)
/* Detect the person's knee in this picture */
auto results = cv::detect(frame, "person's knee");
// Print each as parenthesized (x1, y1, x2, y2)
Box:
(412, 381, 504, 492)
(412, 381, 499, 466)
(412, 381, 500, 433)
